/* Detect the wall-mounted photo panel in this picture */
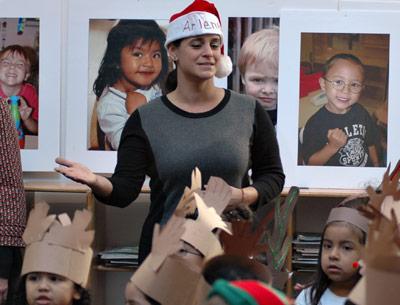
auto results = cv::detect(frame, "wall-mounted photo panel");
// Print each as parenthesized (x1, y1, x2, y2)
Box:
(278, 9, 400, 189)
(1, 0, 61, 171)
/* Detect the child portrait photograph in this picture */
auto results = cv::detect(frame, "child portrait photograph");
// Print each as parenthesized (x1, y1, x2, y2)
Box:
(228, 17, 280, 126)
(278, 9, 400, 189)
(0, 18, 39, 150)
(1, 0, 61, 172)
(87, 18, 169, 152)
(298, 32, 389, 168)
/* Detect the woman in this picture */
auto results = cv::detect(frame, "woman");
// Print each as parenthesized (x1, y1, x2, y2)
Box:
(55, 0, 285, 263)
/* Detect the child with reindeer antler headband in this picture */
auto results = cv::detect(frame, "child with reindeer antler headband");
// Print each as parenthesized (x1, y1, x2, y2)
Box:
(15, 202, 94, 305)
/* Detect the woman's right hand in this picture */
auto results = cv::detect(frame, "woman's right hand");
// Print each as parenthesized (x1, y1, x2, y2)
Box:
(55, 157, 97, 186)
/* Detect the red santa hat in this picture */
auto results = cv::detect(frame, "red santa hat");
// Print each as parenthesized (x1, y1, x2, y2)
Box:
(165, 0, 232, 78)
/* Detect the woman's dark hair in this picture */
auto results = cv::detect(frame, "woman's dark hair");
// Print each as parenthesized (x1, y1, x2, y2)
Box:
(164, 39, 182, 93)
(308, 196, 368, 305)
(322, 53, 365, 77)
(93, 19, 169, 98)
(15, 274, 91, 305)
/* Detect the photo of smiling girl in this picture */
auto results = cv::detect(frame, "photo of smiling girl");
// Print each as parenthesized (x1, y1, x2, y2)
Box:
(88, 19, 169, 150)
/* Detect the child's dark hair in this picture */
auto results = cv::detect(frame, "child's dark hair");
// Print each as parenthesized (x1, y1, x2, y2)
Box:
(308, 196, 368, 305)
(202, 254, 271, 285)
(93, 19, 169, 98)
(0, 45, 30, 68)
(322, 53, 364, 77)
(15, 274, 91, 305)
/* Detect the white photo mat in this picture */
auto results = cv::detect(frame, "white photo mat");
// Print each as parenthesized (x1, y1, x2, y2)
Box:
(2, 0, 61, 171)
(278, 9, 400, 189)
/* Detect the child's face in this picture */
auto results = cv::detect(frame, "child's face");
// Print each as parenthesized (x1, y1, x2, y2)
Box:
(319, 58, 364, 114)
(124, 282, 152, 305)
(242, 61, 278, 111)
(0, 51, 29, 88)
(321, 223, 363, 284)
(119, 40, 162, 89)
(26, 272, 80, 305)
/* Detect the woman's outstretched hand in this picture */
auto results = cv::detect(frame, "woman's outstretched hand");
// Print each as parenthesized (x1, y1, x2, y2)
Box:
(54, 157, 97, 186)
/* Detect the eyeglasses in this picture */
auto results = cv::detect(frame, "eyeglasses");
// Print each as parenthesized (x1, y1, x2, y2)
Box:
(323, 78, 364, 93)
(0, 59, 26, 70)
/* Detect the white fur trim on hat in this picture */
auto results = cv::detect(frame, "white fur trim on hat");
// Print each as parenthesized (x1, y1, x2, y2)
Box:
(215, 54, 232, 78)
(165, 11, 223, 47)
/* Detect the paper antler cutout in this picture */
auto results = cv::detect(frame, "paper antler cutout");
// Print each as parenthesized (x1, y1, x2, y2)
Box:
(182, 193, 230, 259)
(191, 167, 202, 192)
(201, 176, 232, 215)
(21, 202, 94, 287)
(22, 201, 56, 244)
(44, 209, 94, 251)
(148, 214, 185, 271)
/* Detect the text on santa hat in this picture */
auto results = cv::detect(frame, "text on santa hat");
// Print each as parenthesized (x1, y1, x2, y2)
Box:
(183, 15, 221, 33)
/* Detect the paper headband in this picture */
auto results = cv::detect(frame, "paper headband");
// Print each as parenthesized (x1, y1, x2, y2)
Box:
(21, 202, 94, 287)
(326, 207, 369, 233)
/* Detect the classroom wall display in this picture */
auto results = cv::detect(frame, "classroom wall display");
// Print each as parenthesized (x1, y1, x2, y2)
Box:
(278, 9, 400, 189)
(1, 0, 61, 171)
(64, 0, 339, 174)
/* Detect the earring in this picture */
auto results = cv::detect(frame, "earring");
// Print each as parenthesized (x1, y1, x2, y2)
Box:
(170, 55, 178, 62)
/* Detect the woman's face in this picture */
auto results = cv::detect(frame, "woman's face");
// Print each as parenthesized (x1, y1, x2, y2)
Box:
(169, 34, 222, 81)
(119, 39, 163, 90)
(26, 272, 80, 305)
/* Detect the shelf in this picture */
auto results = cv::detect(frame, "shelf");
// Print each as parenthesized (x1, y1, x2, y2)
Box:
(281, 187, 366, 198)
(95, 265, 137, 272)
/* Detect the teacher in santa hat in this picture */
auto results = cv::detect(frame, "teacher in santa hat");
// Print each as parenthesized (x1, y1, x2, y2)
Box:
(55, 0, 285, 263)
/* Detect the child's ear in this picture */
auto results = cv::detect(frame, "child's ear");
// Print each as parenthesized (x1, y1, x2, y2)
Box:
(241, 76, 246, 86)
(72, 289, 82, 301)
(319, 77, 326, 91)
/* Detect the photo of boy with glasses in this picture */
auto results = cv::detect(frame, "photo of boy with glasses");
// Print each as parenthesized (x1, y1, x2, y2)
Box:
(301, 53, 380, 167)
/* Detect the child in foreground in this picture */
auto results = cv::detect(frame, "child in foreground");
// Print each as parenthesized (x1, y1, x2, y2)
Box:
(15, 202, 94, 305)
(295, 197, 369, 305)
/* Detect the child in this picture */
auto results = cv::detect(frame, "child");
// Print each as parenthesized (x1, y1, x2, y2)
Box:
(93, 19, 169, 150)
(295, 198, 369, 305)
(302, 53, 379, 167)
(238, 28, 279, 125)
(15, 202, 94, 305)
(0, 45, 39, 148)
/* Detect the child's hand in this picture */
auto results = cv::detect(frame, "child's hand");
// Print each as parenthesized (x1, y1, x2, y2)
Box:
(18, 97, 33, 121)
(327, 128, 347, 150)
(125, 91, 147, 114)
